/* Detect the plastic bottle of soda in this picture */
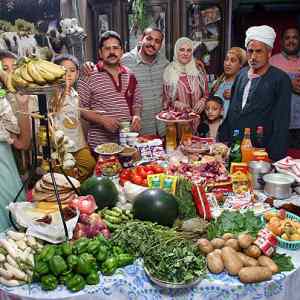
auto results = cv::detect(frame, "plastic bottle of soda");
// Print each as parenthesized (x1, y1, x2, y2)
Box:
(229, 129, 242, 167)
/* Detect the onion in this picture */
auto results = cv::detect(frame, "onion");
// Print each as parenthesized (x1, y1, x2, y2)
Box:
(101, 229, 111, 239)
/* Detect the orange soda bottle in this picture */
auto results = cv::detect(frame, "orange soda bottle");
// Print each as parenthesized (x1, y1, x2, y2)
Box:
(241, 128, 254, 163)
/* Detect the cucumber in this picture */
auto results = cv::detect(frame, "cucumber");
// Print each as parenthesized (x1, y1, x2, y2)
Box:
(124, 210, 132, 218)
(112, 207, 123, 214)
(104, 220, 119, 231)
(104, 214, 123, 224)
(104, 209, 121, 217)
(121, 214, 129, 221)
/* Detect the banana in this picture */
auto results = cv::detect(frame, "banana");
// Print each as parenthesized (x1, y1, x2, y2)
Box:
(34, 61, 56, 82)
(11, 68, 29, 88)
(19, 63, 34, 83)
(38, 60, 66, 79)
(27, 60, 47, 85)
(5, 73, 17, 93)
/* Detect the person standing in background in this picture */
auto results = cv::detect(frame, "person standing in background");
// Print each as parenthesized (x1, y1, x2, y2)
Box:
(218, 25, 292, 161)
(210, 47, 247, 118)
(78, 31, 143, 151)
(270, 27, 300, 148)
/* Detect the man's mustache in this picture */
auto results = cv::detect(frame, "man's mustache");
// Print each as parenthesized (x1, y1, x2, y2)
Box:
(146, 45, 155, 51)
(107, 54, 117, 59)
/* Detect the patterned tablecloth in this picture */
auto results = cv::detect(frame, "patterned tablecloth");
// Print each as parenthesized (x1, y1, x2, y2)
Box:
(0, 248, 299, 300)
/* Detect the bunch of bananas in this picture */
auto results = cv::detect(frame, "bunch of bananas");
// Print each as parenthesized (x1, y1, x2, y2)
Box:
(6, 57, 66, 93)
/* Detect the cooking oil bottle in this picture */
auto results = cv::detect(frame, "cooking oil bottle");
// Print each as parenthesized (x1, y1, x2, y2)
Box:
(165, 123, 177, 153)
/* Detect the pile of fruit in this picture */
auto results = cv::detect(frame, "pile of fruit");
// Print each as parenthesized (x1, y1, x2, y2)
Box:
(6, 57, 66, 92)
(119, 163, 165, 187)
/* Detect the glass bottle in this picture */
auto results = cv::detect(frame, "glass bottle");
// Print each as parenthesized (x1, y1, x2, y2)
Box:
(229, 129, 242, 167)
(255, 126, 264, 149)
(166, 123, 177, 153)
(241, 128, 254, 163)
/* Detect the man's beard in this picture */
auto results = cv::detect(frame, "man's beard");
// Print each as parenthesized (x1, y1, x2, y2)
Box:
(283, 46, 299, 56)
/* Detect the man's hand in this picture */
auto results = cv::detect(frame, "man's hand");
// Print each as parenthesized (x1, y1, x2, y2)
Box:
(131, 115, 141, 132)
(99, 115, 120, 133)
(81, 61, 96, 76)
(292, 77, 300, 94)
(193, 97, 206, 114)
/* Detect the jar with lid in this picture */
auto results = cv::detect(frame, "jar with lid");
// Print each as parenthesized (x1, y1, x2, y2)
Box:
(119, 121, 131, 145)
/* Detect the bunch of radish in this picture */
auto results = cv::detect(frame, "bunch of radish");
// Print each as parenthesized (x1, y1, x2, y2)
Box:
(0, 230, 43, 286)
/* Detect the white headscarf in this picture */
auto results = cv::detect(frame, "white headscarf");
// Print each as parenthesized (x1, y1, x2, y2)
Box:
(163, 37, 203, 99)
(245, 25, 276, 48)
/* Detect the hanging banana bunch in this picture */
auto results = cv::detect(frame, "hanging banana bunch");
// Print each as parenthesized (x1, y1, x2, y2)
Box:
(6, 57, 66, 93)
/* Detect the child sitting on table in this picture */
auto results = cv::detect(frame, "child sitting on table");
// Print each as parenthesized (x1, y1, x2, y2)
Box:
(52, 54, 96, 181)
(197, 96, 224, 139)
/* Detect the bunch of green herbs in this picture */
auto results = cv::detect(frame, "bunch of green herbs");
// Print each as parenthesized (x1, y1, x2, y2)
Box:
(272, 253, 294, 272)
(207, 210, 263, 240)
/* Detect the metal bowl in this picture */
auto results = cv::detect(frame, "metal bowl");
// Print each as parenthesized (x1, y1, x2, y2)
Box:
(144, 267, 203, 289)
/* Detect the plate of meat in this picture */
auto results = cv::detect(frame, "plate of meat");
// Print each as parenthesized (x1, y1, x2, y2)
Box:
(156, 110, 199, 123)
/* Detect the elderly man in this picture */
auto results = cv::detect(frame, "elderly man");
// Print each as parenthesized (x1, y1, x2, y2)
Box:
(78, 31, 143, 151)
(270, 27, 300, 148)
(219, 25, 292, 161)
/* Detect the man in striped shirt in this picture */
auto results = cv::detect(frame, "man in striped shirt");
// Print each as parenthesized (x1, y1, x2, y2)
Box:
(78, 31, 143, 150)
(122, 28, 169, 135)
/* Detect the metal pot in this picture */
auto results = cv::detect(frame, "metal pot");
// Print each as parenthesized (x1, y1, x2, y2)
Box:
(263, 173, 295, 199)
(248, 161, 272, 190)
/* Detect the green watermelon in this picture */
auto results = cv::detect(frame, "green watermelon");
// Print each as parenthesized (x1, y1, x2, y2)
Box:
(80, 176, 118, 209)
(133, 189, 178, 227)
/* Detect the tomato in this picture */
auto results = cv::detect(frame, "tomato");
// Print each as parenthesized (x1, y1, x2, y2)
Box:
(136, 166, 147, 179)
(146, 170, 154, 175)
(143, 165, 153, 172)
(142, 178, 148, 187)
(120, 169, 132, 179)
(132, 174, 143, 185)
(152, 165, 164, 174)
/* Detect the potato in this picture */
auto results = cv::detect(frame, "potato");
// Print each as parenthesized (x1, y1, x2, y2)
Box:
(212, 249, 222, 256)
(197, 238, 214, 254)
(237, 252, 258, 267)
(221, 247, 243, 275)
(211, 238, 225, 249)
(238, 233, 254, 249)
(222, 233, 235, 240)
(238, 266, 272, 283)
(207, 252, 224, 274)
(225, 238, 240, 251)
(243, 245, 261, 258)
(258, 256, 278, 274)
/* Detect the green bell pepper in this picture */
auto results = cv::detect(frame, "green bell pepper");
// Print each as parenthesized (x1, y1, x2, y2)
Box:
(66, 274, 86, 292)
(67, 254, 79, 270)
(73, 237, 89, 255)
(86, 270, 100, 285)
(76, 253, 97, 275)
(37, 245, 56, 262)
(101, 257, 119, 275)
(41, 274, 58, 291)
(59, 270, 74, 285)
(55, 244, 63, 256)
(96, 234, 109, 246)
(87, 239, 101, 255)
(34, 260, 49, 276)
(96, 245, 108, 263)
(116, 253, 134, 267)
(62, 242, 73, 256)
(49, 255, 68, 276)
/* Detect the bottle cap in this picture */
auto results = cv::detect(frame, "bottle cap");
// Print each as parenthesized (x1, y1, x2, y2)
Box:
(257, 126, 263, 133)
(0, 89, 6, 97)
(244, 127, 251, 134)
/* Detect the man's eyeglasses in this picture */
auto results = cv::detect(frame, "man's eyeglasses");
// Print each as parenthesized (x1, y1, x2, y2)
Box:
(102, 45, 122, 52)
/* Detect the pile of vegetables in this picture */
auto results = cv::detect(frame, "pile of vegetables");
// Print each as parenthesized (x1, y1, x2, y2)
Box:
(0, 231, 43, 286)
(33, 235, 134, 292)
(198, 232, 294, 283)
(207, 210, 263, 240)
(111, 221, 207, 284)
(99, 207, 133, 232)
(175, 177, 198, 220)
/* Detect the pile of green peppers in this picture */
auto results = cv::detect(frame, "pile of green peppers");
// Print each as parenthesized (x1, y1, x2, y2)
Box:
(33, 235, 134, 292)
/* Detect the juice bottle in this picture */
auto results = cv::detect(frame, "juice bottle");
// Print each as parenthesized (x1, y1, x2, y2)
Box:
(166, 123, 177, 152)
(241, 128, 254, 163)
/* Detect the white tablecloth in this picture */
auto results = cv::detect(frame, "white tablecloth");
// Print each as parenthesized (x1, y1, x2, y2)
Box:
(0, 249, 299, 300)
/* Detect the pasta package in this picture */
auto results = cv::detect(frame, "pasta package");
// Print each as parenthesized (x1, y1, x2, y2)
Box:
(230, 163, 252, 194)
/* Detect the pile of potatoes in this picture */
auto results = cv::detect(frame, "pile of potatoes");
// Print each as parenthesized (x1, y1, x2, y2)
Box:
(197, 233, 278, 283)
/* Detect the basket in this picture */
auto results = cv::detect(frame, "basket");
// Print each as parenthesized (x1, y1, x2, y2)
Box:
(262, 209, 300, 250)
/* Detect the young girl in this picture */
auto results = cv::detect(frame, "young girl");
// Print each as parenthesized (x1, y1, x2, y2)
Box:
(198, 96, 224, 139)
(52, 54, 95, 182)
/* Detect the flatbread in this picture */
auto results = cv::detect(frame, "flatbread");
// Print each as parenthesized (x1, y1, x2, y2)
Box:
(39, 180, 71, 193)
(32, 189, 75, 202)
(42, 191, 75, 202)
(42, 173, 80, 189)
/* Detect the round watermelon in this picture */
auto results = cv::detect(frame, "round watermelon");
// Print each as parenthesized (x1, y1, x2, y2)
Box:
(80, 176, 118, 209)
(133, 189, 178, 227)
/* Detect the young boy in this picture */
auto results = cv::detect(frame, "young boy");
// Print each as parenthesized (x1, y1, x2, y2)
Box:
(198, 96, 224, 139)
(52, 54, 96, 181)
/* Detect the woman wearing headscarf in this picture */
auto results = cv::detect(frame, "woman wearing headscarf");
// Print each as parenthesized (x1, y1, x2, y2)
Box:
(210, 47, 247, 118)
(163, 37, 207, 122)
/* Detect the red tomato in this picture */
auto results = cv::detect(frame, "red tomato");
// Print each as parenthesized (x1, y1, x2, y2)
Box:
(132, 174, 143, 185)
(152, 165, 164, 173)
(146, 170, 154, 175)
(120, 169, 132, 179)
(143, 165, 153, 172)
(136, 166, 147, 179)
